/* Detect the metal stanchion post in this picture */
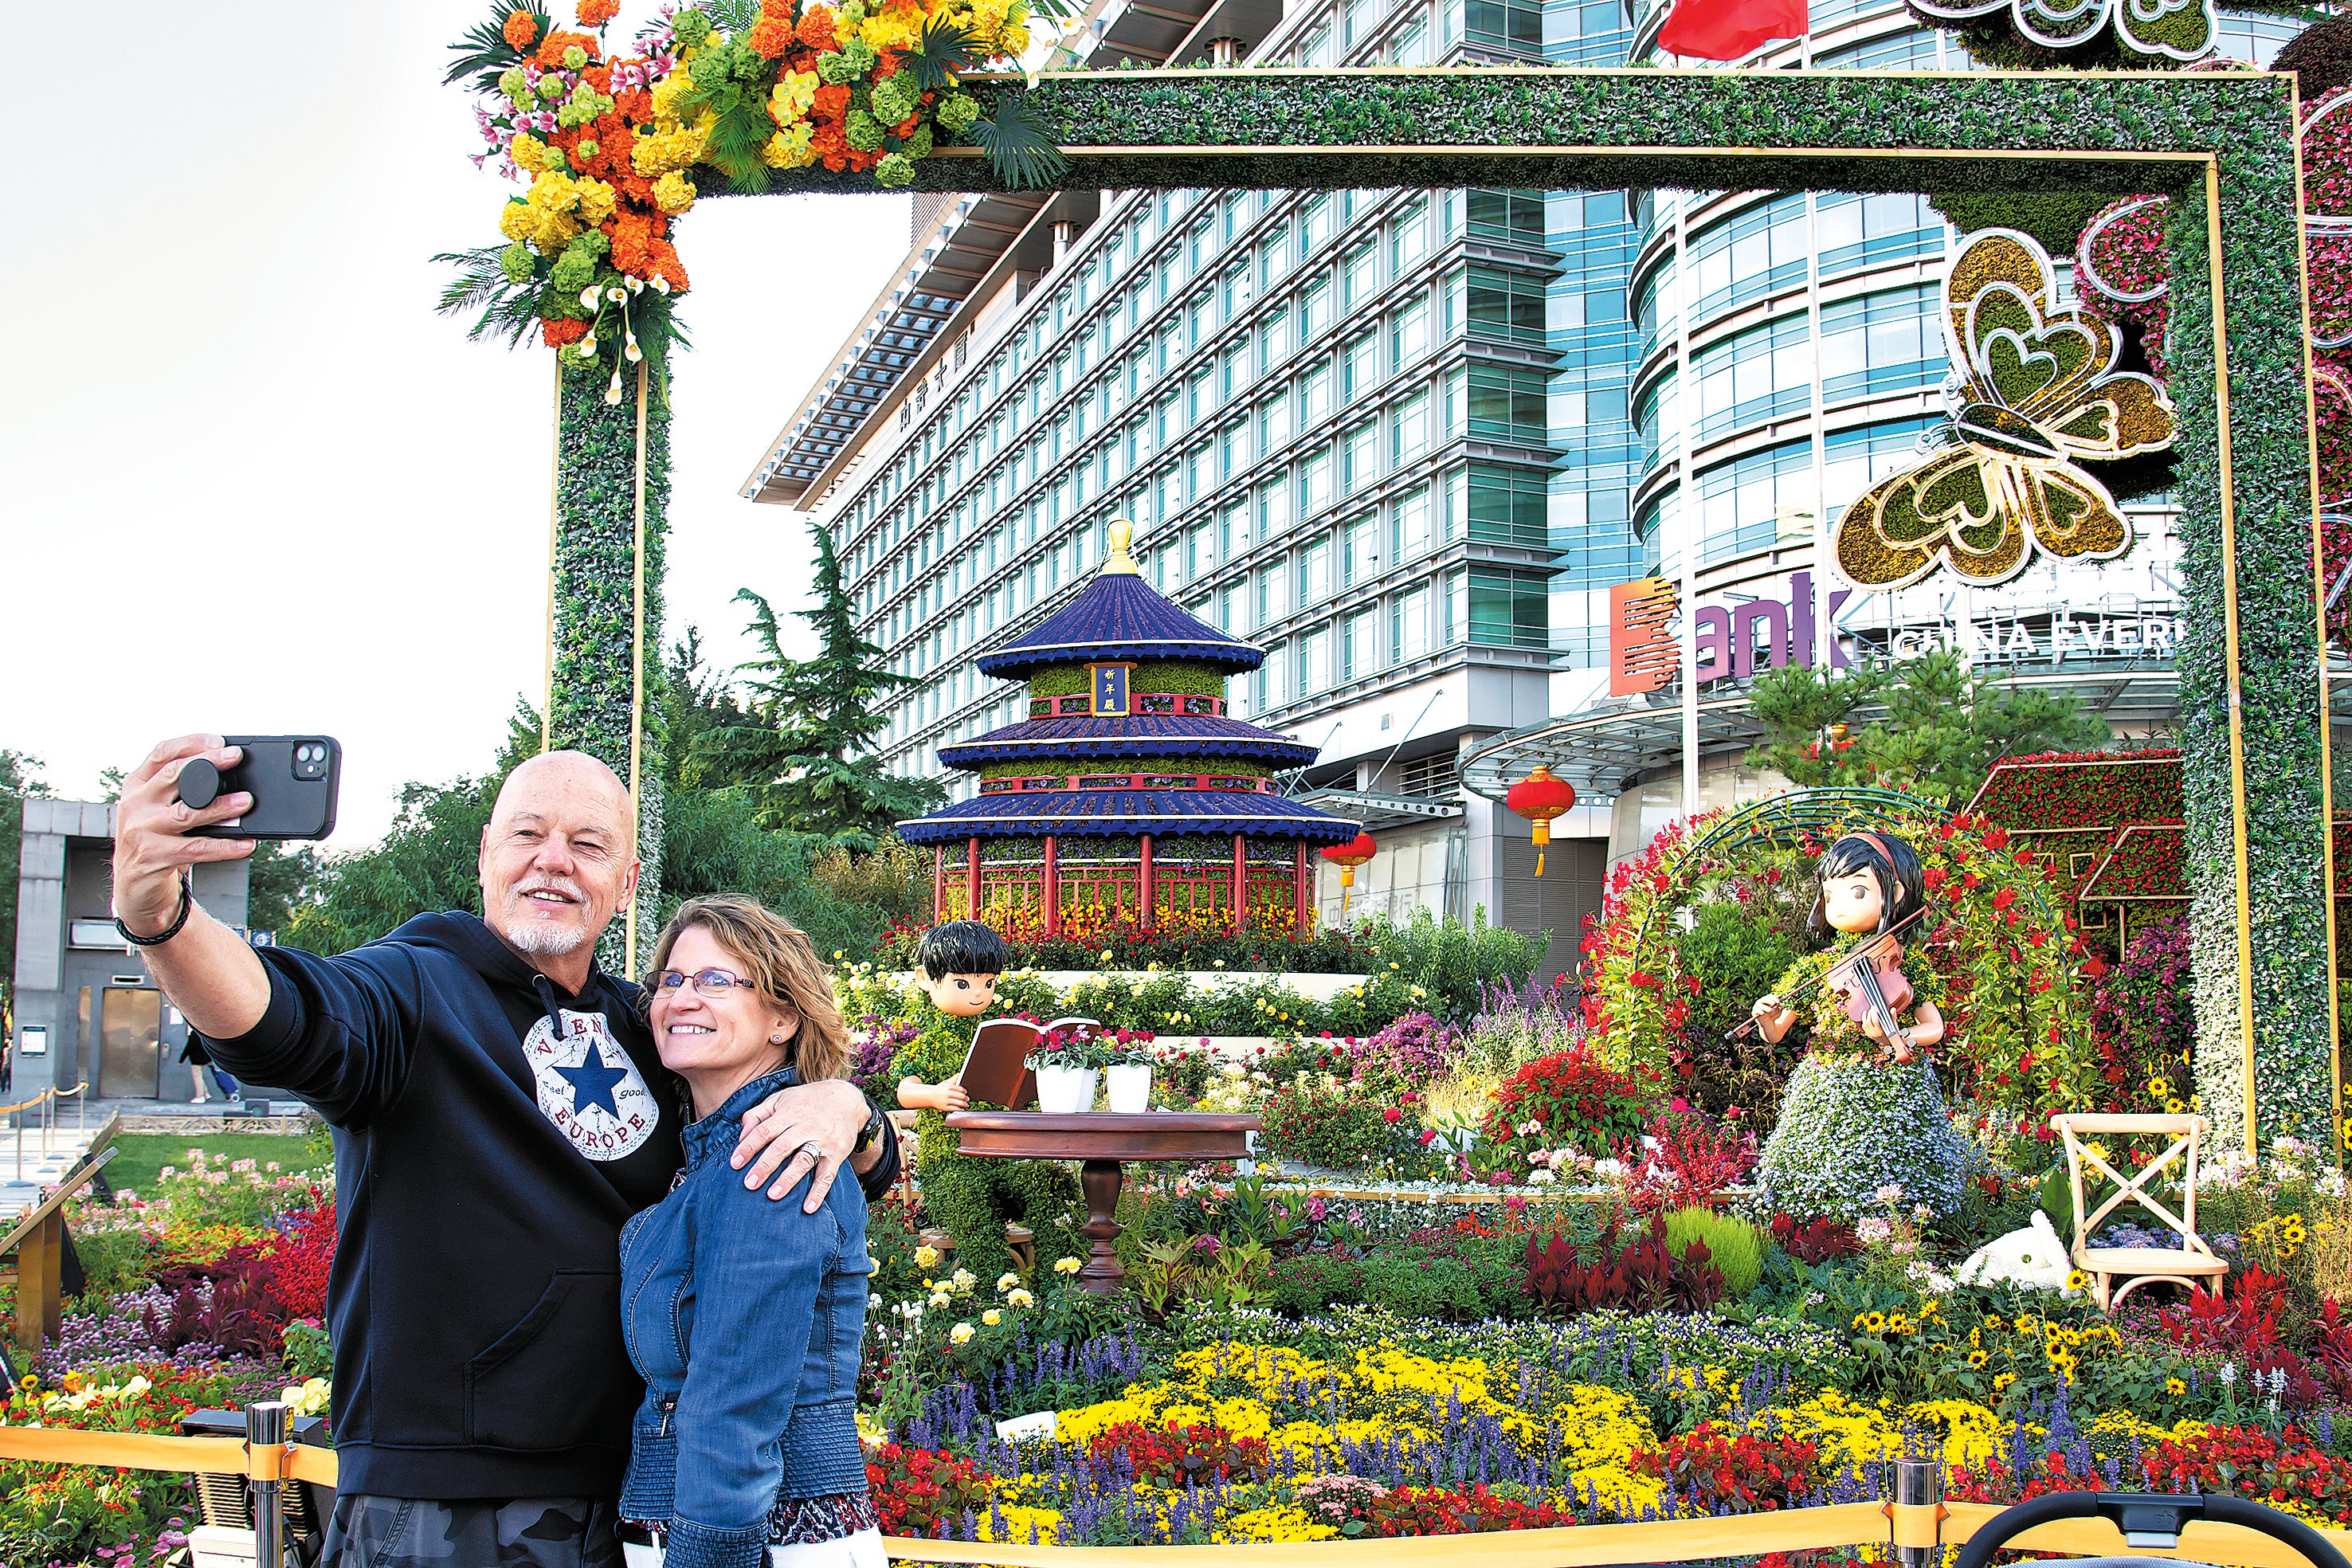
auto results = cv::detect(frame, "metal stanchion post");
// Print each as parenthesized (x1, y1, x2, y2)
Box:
(41, 1092, 51, 1160)
(1892, 1456, 1942, 1568)
(248, 1399, 288, 1568)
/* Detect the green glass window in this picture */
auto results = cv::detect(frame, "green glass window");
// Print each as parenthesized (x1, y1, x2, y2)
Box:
(1467, 190, 1546, 246)
(1468, 364, 1550, 445)
(1468, 569, 1547, 649)
(1466, 267, 1547, 346)
(1466, 465, 1550, 547)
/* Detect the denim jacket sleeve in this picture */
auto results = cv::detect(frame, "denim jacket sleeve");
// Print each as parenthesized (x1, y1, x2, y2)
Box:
(205, 944, 417, 1129)
(666, 1166, 847, 1568)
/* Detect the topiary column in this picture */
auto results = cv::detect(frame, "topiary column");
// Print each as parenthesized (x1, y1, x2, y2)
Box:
(547, 357, 671, 978)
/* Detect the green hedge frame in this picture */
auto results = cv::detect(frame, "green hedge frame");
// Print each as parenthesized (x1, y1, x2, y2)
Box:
(558, 65, 2327, 1145)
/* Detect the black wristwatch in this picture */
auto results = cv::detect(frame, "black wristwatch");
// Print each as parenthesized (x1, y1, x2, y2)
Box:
(852, 1103, 887, 1157)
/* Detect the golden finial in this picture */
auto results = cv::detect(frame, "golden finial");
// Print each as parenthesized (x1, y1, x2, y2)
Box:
(1101, 518, 1140, 575)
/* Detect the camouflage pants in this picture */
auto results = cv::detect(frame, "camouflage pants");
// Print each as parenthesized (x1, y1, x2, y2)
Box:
(321, 1493, 624, 1568)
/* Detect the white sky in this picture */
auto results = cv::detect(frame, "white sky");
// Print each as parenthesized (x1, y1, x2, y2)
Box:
(2, 2, 912, 850)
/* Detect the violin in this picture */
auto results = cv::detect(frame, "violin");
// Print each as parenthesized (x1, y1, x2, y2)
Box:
(1825, 933, 1914, 1055)
(1726, 904, 1931, 1047)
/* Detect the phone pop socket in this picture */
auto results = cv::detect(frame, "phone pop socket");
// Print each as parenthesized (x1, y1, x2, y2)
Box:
(176, 759, 222, 810)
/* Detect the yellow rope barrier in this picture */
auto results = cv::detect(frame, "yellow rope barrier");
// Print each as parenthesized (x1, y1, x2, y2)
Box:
(0, 1427, 2340, 1568)
(0, 1091, 52, 1118)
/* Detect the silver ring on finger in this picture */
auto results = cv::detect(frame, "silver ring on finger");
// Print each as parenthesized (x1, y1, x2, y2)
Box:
(798, 1140, 823, 1159)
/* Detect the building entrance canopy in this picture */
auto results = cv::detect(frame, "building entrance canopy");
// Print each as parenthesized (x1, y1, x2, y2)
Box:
(1460, 657, 2183, 806)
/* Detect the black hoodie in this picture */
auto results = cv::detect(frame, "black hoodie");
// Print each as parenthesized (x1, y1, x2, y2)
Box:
(206, 910, 894, 1501)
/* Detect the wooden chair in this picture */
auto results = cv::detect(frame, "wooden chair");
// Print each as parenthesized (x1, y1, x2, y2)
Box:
(2051, 1112, 2229, 1310)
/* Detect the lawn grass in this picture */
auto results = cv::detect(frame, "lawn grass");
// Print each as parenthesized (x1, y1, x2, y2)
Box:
(100, 1132, 323, 1197)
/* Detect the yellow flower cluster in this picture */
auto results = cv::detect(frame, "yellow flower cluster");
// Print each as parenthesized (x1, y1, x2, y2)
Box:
(2245, 1211, 2311, 1260)
(500, 171, 619, 252)
(1751, 1388, 2006, 1475)
(1052, 1342, 1665, 1517)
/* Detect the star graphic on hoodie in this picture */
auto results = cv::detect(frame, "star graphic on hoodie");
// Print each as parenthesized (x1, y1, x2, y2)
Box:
(555, 1039, 629, 1120)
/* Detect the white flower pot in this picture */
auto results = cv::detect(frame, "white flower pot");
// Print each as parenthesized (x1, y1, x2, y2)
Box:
(1036, 1065, 1100, 1114)
(1105, 1064, 1153, 1114)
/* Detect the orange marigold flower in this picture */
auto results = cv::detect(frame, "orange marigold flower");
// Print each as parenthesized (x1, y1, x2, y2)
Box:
(503, 9, 539, 49)
(796, 6, 839, 50)
(762, 0, 794, 14)
(747, 15, 796, 56)
(582, 62, 613, 91)
(536, 29, 597, 67)
(813, 82, 851, 119)
(578, 0, 621, 23)
(543, 318, 590, 348)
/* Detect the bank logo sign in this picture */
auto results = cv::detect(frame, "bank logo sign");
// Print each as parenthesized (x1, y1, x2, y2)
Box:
(1609, 567, 2181, 697)
(1609, 572, 1856, 696)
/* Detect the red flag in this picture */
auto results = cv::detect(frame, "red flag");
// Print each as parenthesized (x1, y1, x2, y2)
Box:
(1656, 0, 1807, 60)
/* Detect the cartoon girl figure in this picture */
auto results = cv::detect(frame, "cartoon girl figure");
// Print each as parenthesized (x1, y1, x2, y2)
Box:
(1750, 830, 1944, 1064)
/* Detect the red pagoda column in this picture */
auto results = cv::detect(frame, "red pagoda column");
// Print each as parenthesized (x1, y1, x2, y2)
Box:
(932, 845, 945, 923)
(1293, 840, 1310, 937)
(966, 837, 982, 923)
(1139, 833, 1155, 931)
(1043, 834, 1061, 937)
(1229, 833, 1246, 937)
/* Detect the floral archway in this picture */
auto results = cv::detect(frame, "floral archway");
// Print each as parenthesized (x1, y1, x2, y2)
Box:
(1578, 790, 2103, 1132)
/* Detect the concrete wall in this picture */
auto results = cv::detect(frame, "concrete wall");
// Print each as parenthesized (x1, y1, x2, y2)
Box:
(12, 801, 248, 1101)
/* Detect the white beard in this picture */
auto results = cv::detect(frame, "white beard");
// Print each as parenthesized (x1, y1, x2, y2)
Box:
(500, 907, 594, 955)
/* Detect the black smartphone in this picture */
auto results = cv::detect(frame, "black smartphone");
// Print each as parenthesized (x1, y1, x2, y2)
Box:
(182, 737, 342, 840)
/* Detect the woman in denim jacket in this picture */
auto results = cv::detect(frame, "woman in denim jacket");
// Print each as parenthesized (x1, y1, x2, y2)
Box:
(619, 896, 877, 1568)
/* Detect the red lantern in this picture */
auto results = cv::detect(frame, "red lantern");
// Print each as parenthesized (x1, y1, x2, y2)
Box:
(1506, 764, 1577, 877)
(1320, 833, 1378, 913)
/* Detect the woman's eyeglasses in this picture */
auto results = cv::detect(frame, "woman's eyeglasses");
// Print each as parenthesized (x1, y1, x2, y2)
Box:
(655, 968, 759, 998)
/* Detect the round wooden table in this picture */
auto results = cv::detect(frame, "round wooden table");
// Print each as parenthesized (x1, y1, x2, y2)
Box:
(943, 1111, 1260, 1292)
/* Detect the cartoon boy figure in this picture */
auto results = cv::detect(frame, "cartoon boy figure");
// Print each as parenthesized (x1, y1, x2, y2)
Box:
(889, 920, 1075, 1278)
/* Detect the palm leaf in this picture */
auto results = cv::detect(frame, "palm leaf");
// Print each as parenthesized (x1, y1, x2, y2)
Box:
(904, 14, 980, 91)
(704, 96, 778, 194)
(704, 0, 764, 32)
(445, 0, 552, 90)
(962, 91, 1068, 191)
(432, 247, 547, 351)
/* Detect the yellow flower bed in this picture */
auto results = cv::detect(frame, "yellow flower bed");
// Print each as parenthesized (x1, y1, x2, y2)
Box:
(1054, 1342, 1667, 1518)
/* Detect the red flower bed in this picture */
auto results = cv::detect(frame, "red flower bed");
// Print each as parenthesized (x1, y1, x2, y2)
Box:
(1952, 1424, 2352, 1526)
(1629, 1425, 1819, 1512)
(1086, 1421, 1270, 1486)
(1485, 1047, 1659, 1157)
(1359, 1485, 1578, 1535)
(265, 1198, 335, 1323)
(867, 1444, 996, 1538)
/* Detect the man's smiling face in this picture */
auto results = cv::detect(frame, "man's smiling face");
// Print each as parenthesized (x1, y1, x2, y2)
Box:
(477, 751, 639, 970)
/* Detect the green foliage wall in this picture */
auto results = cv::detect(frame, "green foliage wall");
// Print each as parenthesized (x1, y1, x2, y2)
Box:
(550, 362, 670, 974)
(755, 67, 2323, 1143)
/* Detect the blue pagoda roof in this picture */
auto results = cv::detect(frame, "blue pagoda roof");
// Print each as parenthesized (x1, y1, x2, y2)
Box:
(937, 715, 1320, 769)
(975, 572, 1264, 679)
(898, 788, 1362, 844)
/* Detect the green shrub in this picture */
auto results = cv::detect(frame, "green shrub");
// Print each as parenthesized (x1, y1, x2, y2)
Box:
(1662, 1206, 1768, 1300)
(1671, 900, 1809, 1123)
(1267, 1252, 1365, 1315)
(1260, 1081, 1391, 1170)
(71, 1229, 159, 1303)
(1354, 1237, 1527, 1322)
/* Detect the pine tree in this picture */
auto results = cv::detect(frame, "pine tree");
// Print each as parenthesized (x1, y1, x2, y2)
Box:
(696, 522, 946, 846)
(1744, 649, 2111, 807)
